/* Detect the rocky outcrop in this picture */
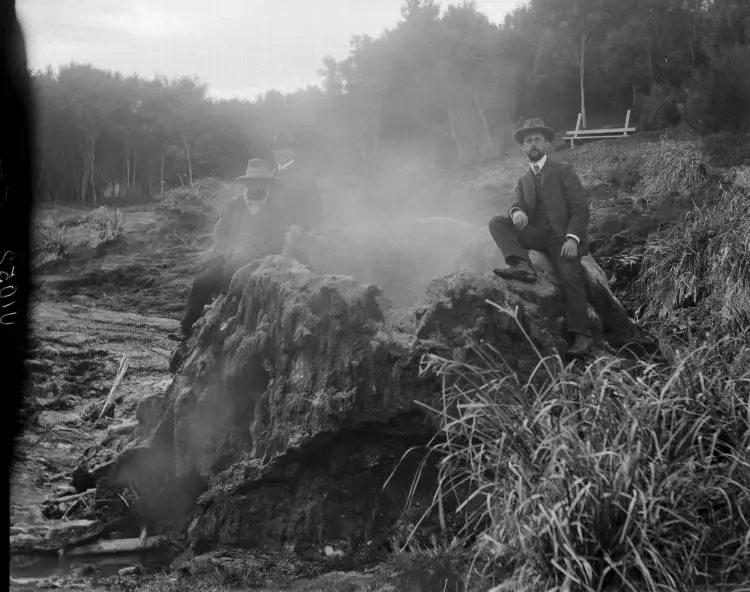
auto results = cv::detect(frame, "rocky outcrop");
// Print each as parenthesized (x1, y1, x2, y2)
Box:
(80, 241, 655, 560)
(455, 232, 653, 351)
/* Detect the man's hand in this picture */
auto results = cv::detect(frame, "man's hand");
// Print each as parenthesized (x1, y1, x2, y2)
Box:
(561, 237, 579, 259)
(511, 210, 528, 231)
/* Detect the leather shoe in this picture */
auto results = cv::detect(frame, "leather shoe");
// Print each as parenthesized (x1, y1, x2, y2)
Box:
(568, 334, 594, 356)
(493, 260, 537, 283)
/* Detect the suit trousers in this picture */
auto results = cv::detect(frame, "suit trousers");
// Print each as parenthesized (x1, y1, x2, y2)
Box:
(180, 256, 249, 336)
(489, 216, 590, 337)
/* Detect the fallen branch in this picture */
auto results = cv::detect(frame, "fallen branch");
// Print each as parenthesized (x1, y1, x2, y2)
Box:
(52, 425, 80, 434)
(66, 536, 167, 557)
(107, 420, 138, 436)
(43, 488, 96, 505)
(150, 347, 172, 357)
(99, 355, 130, 420)
(61, 496, 84, 520)
(117, 492, 130, 508)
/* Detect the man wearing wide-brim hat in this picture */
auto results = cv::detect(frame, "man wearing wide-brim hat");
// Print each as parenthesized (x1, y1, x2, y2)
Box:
(208, 157, 289, 259)
(178, 156, 308, 337)
(489, 118, 594, 356)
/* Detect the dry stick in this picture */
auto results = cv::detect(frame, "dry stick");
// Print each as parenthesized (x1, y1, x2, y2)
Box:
(117, 493, 130, 508)
(65, 536, 167, 557)
(43, 488, 97, 505)
(98, 355, 130, 421)
(61, 497, 82, 520)
(107, 420, 138, 436)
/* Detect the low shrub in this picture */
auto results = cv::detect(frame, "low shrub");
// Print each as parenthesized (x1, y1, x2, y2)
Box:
(33, 216, 73, 262)
(684, 44, 750, 135)
(607, 156, 641, 194)
(637, 84, 684, 131)
(389, 541, 470, 592)
(154, 177, 230, 234)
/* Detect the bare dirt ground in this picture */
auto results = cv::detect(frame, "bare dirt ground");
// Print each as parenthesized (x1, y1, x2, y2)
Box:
(11, 205, 203, 590)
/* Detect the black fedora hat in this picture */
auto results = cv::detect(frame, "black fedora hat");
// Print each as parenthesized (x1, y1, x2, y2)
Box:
(514, 118, 555, 144)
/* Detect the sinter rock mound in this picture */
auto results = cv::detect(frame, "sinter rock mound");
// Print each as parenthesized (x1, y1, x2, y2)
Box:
(75, 249, 655, 561)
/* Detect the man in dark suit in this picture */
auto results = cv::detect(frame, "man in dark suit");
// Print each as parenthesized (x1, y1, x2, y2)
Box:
(489, 118, 594, 356)
(269, 132, 323, 232)
(179, 133, 324, 337)
(180, 158, 291, 336)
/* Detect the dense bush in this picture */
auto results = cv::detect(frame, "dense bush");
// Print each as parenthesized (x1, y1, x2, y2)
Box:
(685, 44, 750, 134)
(637, 85, 684, 131)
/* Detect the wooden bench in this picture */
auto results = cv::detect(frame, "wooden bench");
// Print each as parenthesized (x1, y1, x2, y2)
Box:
(562, 110, 636, 148)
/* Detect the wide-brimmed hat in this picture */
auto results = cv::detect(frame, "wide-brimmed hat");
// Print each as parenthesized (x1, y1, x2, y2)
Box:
(236, 158, 276, 183)
(514, 118, 555, 144)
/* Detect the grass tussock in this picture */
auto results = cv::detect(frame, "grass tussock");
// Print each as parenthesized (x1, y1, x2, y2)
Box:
(635, 139, 713, 199)
(33, 215, 73, 263)
(165, 563, 263, 592)
(397, 302, 750, 592)
(80, 206, 124, 245)
(636, 183, 750, 337)
(572, 138, 713, 201)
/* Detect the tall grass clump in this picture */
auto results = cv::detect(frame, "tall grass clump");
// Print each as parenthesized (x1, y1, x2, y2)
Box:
(635, 139, 713, 199)
(636, 183, 750, 337)
(80, 205, 124, 244)
(33, 215, 72, 261)
(400, 303, 750, 592)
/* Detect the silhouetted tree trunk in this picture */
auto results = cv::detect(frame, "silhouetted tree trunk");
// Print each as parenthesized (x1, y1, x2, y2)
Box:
(473, 89, 493, 152)
(448, 99, 463, 160)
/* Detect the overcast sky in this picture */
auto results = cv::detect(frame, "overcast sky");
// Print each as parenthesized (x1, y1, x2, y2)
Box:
(17, 0, 524, 101)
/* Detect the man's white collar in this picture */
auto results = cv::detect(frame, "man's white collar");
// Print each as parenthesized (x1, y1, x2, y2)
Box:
(529, 155, 547, 171)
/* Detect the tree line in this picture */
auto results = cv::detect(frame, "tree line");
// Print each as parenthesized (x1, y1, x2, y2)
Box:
(31, 0, 750, 203)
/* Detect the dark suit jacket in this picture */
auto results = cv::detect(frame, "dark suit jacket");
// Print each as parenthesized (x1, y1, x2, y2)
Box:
(274, 162, 323, 231)
(213, 195, 286, 258)
(508, 158, 590, 253)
